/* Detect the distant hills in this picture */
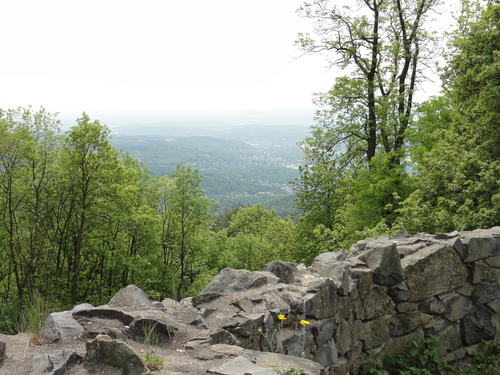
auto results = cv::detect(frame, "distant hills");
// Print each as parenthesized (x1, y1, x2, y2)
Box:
(58, 109, 316, 216)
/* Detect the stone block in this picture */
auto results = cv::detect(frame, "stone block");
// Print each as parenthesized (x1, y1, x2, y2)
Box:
(442, 293, 471, 321)
(463, 236, 500, 262)
(362, 286, 394, 320)
(401, 243, 467, 302)
(304, 278, 337, 320)
(359, 242, 404, 286)
(387, 311, 422, 337)
(461, 308, 496, 345)
(363, 316, 390, 350)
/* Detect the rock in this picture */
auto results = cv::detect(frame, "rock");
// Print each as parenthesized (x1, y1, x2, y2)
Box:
(85, 334, 150, 375)
(107, 285, 154, 309)
(263, 260, 299, 284)
(130, 317, 176, 344)
(0, 341, 5, 363)
(304, 278, 337, 320)
(41, 311, 84, 344)
(378, 330, 423, 358)
(72, 303, 94, 312)
(471, 281, 500, 305)
(210, 328, 238, 346)
(387, 312, 422, 337)
(362, 286, 394, 320)
(419, 297, 445, 315)
(200, 268, 270, 295)
(461, 308, 496, 345)
(442, 294, 471, 321)
(435, 325, 461, 356)
(363, 316, 390, 350)
(389, 282, 410, 303)
(463, 236, 500, 262)
(358, 242, 404, 286)
(72, 308, 135, 325)
(471, 262, 500, 283)
(313, 251, 348, 263)
(30, 349, 81, 375)
(401, 243, 467, 302)
(312, 261, 352, 296)
(314, 340, 338, 367)
(207, 356, 271, 375)
(252, 350, 326, 375)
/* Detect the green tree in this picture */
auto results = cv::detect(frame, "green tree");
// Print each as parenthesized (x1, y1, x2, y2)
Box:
(398, 1, 500, 233)
(156, 165, 213, 300)
(293, 0, 442, 250)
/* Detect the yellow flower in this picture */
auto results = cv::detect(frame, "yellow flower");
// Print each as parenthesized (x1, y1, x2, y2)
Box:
(257, 328, 262, 332)
(300, 320, 310, 325)
(277, 314, 286, 320)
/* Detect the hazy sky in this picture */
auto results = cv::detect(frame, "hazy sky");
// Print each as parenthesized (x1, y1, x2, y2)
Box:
(1, 0, 339, 114)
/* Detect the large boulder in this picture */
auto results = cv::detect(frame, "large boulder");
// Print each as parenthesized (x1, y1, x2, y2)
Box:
(30, 349, 81, 375)
(85, 334, 150, 375)
(401, 243, 467, 302)
(107, 285, 154, 309)
(200, 268, 272, 295)
(41, 311, 84, 344)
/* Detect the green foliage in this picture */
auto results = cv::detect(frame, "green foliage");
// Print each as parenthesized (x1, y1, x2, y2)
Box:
(362, 337, 500, 375)
(272, 366, 306, 375)
(20, 292, 59, 345)
(141, 320, 164, 371)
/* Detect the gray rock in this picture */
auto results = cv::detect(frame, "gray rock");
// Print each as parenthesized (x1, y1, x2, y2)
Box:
(359, 242, 404, 286)
(314, 340, 338, 367)
(30, 349, 82, 375)
(387, 311, 422, 337)
(363, 316, 390, 350)
(107, 285, 154, 309)
(362, 285, 394, 320)
(85, 334, 150, 375)
(72, 308, 135, 325)
(304, 278, 337, 320)
(200, 268, 269, 295)
(0, 341, 5, 363)
(463, 236, 500, 262)
(41, 311, 84, 344)
(471, 262, 500, 283)
(210, 328, 238, 346)
(389, 282, 410, 303)
(471, 281, 500, 305)
(419, 297, 446, 315)
(435, 324, 461, 356)
(207, 356, 270, 375)
(462, 308, 496, 345)
(442, 294, 471, 321)
(130, 317, 176, 344)
(484, 254, 500, 268)
(263, 260, 299, 284)
(313, 262, 351, 295)
(313, 251, 348, 263)
(401, 243, 467, 302)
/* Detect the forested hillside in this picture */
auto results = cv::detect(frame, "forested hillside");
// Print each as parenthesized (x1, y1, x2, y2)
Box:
(108, 125, 308, 215)
(1, 0, 499, 336)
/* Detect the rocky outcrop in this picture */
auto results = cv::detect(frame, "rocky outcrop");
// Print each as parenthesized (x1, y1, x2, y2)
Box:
(4, 227, 500, 375)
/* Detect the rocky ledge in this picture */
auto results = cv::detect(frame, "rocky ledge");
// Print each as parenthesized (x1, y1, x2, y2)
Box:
(2, 227, 500, 375)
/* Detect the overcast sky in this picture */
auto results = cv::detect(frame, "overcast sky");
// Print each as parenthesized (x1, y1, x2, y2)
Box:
(1, 0, 341, 114)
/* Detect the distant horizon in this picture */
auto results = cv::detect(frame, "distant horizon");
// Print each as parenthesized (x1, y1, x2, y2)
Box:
(56, 107, 319, 129)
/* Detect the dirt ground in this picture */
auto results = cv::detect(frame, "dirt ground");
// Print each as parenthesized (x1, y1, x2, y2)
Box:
(0, 331, 237, 375)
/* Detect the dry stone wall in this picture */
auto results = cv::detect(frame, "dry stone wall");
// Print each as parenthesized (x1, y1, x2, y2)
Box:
(195, 227, 500, 374)
(6, 227, 500, 375)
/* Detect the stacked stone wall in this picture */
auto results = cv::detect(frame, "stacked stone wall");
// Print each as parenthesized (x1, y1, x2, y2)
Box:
(197, 227, 500, 374)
